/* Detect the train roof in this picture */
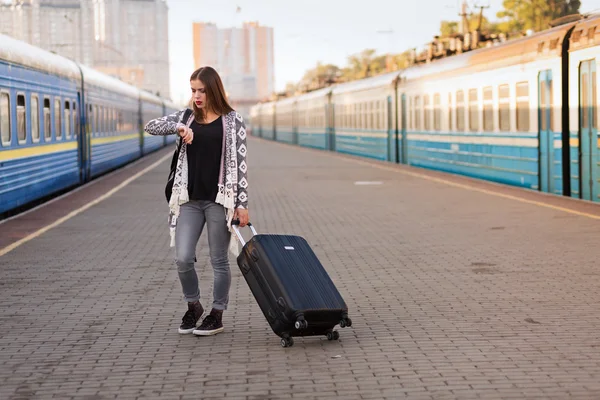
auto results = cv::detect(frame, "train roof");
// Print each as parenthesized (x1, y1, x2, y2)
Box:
(331, 70, 400, 95)
(294, 86, 335, 101)
(401, 19, 579, 82)
(79, 64, 140, 98)
(140, 90, 163, 105)
(0, 33, 80, 80)
(569, 13, 600, 51)
(275, 95, 297, 106)
(163, 99, 182, 110)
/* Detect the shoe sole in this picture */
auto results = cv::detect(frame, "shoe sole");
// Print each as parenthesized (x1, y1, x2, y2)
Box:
(192, 327, 224, 336)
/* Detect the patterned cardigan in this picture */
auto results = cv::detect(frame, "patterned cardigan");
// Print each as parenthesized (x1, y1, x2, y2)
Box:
(144, 109, 248, 254)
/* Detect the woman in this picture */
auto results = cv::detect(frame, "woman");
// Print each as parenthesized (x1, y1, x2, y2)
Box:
(144, 66, 249, 336)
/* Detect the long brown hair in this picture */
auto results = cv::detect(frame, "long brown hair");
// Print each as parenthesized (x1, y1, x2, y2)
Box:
(189, 66, 234, 123)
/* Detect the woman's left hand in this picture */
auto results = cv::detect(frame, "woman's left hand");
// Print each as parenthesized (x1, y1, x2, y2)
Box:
(234, 208, 249, 227)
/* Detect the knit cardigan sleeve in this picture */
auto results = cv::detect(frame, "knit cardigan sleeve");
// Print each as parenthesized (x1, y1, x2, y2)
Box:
(235, 113, 249, 209)
(144, 108, 188, 136)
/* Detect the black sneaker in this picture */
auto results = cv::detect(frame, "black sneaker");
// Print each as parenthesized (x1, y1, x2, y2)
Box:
(178, 302, 204, 334)
(193, 309, 224, 336)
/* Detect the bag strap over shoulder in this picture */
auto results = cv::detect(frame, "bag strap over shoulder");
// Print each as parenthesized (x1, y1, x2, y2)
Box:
(182, 108, 193, 124)
(176, 108, 194, 149)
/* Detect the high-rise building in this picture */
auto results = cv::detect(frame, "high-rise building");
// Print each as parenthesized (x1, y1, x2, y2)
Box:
(0, 0, 170, 99)
(192, 21, 274, 116)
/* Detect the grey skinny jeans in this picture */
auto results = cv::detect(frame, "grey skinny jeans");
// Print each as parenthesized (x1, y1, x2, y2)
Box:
(175, 200, 231, 310)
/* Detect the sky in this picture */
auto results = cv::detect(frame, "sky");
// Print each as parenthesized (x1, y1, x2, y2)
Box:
(165, 0, 600, 104)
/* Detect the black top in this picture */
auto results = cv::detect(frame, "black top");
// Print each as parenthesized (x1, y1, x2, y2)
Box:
(186, 116, 223, 201)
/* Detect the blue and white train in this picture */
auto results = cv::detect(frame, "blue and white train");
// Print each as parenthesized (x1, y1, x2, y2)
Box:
(250, 13, 600, 203)
(0, 34, 180, 217)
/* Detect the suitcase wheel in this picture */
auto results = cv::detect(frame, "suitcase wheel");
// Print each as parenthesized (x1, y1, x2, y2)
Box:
(326, 330, 340, 341)
(340, 317, 352, 328)
(294, 319, 308, 330)
(280, 336, 294, 348)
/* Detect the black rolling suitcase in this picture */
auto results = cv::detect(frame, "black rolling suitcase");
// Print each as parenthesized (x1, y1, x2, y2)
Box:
(232, 222, 352, 347)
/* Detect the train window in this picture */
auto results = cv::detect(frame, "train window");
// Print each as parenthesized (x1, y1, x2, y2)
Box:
(516, 82, 529, 132)
(456, 91, 465, 131)
(44, 98, 51, 141)
(408, 97, 413, 130)
(64, 101, 71, 139)
(541, 79, 549, 131)
(73, 102, 78, 139)
(94, 105, 98, 136)
(17, 94, 26, 143)
(483, 86, 493, 132)
(117, 110, 123, 132)
(108, 108, 115, 136)
(582, 72, 589, 129)
(498, 85, 510, 131)
(424, 95, 431, 131)
(434, 94, 441, 131)
(100, 106, 104, 135)
(414, 96, 421, 130)
(0, 92, 10, 146)
(468, 89, 479, 132)
(548, 80, 555, 132)
(448, 93, 453, 131)
(593, 70, 597, 129)
(31, 95, 40, 142)
(54, 98, 62, 140)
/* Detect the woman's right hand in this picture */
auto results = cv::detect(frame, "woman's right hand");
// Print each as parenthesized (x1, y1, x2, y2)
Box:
(177, 125, 193, 144)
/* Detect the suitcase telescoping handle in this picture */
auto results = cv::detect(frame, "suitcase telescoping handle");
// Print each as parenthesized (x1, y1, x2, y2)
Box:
(231, 220, 257, 246)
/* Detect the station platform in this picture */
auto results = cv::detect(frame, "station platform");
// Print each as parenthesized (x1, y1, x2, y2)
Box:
(1, 136, 600, 400)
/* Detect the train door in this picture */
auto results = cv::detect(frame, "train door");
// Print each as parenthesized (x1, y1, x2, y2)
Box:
(292, 103, 298, 145)
(400, 93, 408, 164)
(579, 60, 598, 201)
(138, 98, 144, 156)
(538, 70, 554, 193)
(328, 102, 336, 151)
(387, 96, 394, 162)
(76, 93, 89, 182)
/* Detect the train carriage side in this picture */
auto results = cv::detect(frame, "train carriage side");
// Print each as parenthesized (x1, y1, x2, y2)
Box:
(80, 65, 141, 178)
(140, 90, 166, 154)
(397, 22, 575, 194)
(568, 15, 600, 202)
(260, 101, 276, 140)
(248, 103, 260, 137)
(294, 87, 334, 150)
(274, 96, 297, 144)
(331, 71, 399, 162)
(0, 34, 82, 215)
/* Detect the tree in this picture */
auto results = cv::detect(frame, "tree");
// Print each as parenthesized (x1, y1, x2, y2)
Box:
(341, 49, 379, 81)
(298, 62, 341, 91)
(497, 0, 581, 33)
(440, 14, 501, 38)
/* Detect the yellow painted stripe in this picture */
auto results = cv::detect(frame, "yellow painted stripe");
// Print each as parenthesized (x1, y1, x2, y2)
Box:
(259, 137, 600, 221)
(570, 138, 580, 147)
(0, 152, 172, 257)
(91, 133, 139, 145)
(0, 141, 77, 161)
